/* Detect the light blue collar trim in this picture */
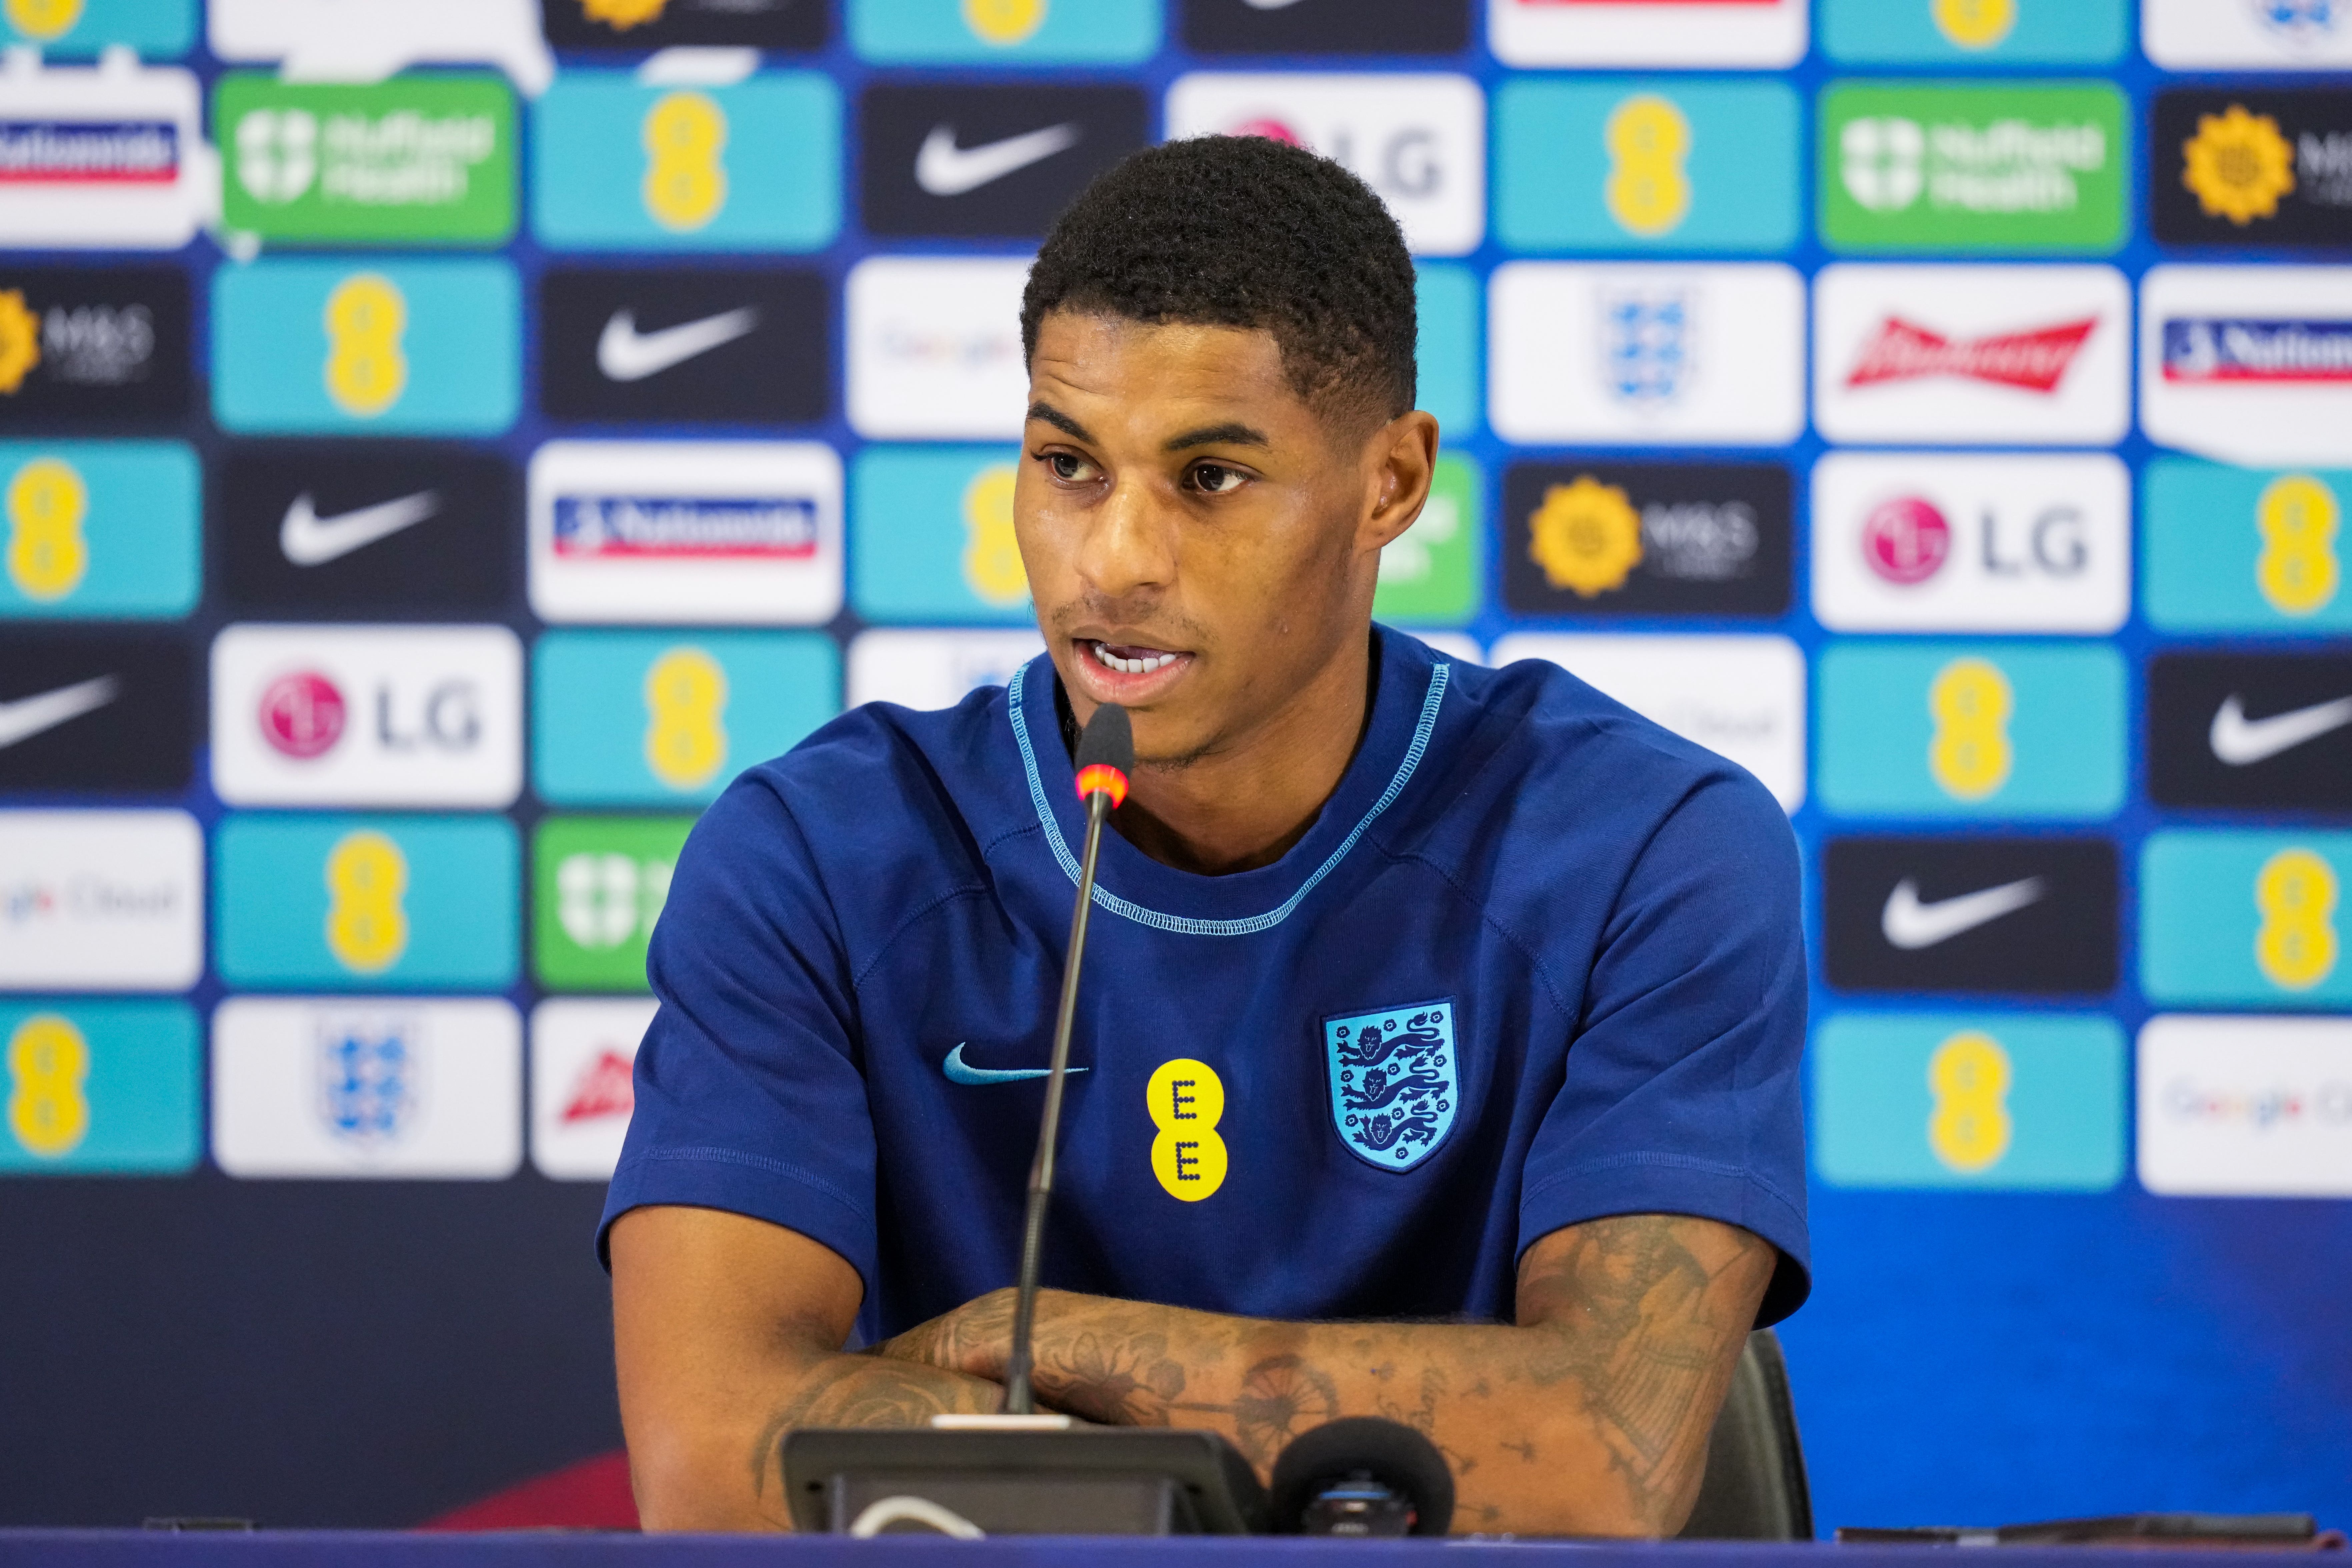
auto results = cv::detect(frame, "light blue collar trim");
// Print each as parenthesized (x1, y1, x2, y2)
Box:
(1008, 657, 1450, 937)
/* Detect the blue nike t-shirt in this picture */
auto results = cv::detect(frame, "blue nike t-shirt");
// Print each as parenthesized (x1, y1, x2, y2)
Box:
(600, 627, 1811, 1338)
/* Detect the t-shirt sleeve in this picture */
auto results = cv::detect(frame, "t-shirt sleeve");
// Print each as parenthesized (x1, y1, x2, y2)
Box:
(596, 771, 879, 1295)
(1516, 768, 1812, 1325)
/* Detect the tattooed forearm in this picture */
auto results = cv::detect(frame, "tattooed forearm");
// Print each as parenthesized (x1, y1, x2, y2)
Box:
(872, 1214, 1775, 1538)
(745, 1356, 1004, 1501)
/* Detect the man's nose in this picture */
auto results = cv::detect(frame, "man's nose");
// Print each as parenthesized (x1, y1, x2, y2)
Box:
(1073, 473, 1176, 601)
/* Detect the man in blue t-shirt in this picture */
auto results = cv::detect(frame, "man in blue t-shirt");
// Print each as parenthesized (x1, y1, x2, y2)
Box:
(605, 136, 1808, 1538)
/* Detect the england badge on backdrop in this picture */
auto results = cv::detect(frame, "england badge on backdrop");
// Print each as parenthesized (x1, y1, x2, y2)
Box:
(1812, 264, 2130, 446)
(1489, 263, 1805, 446)
(846, 629, 1047, 711)
(1487, 0, 1807, 68)
(0, 51, 214, 250)
(2144, 0, 2352, 69)
(1811, 452, 2131, 633)
(1162, 73, 1485, 256)
(2141, 266, 2352, 467)
(527, 441, 842, 626)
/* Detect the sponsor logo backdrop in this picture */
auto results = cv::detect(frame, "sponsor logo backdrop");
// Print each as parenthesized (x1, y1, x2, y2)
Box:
(1, 0, 2348, 1537)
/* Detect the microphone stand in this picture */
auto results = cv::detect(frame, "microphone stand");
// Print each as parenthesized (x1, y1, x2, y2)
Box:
(1002, 779, 1113, 1415)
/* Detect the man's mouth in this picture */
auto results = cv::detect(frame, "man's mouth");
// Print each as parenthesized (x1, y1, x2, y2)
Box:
(1089, 641, 1183, 675)
(1072, 637, 1196, 699)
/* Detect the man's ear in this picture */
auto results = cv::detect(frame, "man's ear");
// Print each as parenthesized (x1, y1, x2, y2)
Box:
(1359, 410, 1441, 554)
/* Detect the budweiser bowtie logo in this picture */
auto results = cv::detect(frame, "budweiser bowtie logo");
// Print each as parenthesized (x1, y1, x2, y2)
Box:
(1846, 315, 2100, 393)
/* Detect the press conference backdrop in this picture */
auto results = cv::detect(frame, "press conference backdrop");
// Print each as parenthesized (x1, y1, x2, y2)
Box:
(2, 0, 2349, 1533)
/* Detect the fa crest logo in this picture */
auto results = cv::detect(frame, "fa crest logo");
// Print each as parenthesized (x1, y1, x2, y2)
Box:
(317, 1018, 416, 1147)
(1600, 289, 1694, 407)
(1323, 1000, 1458, 1172)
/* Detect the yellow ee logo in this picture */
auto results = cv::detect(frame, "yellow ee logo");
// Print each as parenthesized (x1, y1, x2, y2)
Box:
(961, 463, 1028, 606)
(643, 90, 729, 231)
(4, 0, 85, 41)
(1932, 0, 2015, 49)
(964, 0, 1046, 44)
(5, 456, 89, 602)
(325, 830, 410, 974)
(644, 646, 729, 791)
(323, 273, 409, 418)
(1603, 95, 1691, 239)
(1147, 1057, 1227, 1201)
(7, 1013, 90, 1159)
(2255, 847, 2339, 992)
(2255, 473, 2340, 617)
(1927, 656, 2014, 802)
(1926, 1030, 2012, 1174)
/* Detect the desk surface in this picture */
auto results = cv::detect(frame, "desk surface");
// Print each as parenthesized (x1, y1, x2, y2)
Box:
(0, 1535, 2325, 1568)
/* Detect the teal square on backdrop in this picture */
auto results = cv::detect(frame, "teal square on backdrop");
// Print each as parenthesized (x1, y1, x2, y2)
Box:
(210, 258, 520, 435)
(214, 815, 519, 990)
(1812, 1011, 2125, 1191)
(532, 71, 841, 251)
(1816, 641, 2126, 820)
(534, 630, 841, 807)
(2144, 459, 2352, 634)
(1416, 263, 1481, 438)
(851, 446, 1034, 625)
(1821, 0, 2127, 64)
(0, 1001, 200, 1175)
(849, 0, 1160, 64)
(0, 0, 194, 54)
(1494, 77, 1802, 254)
(2141, 831, 2352, 1009)
(0, 441, 198, 618)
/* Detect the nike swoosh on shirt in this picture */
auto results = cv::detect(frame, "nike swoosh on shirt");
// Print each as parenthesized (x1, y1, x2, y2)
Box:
(914, 122, 1082, 198)
(279, 490, 440, 567)
(1881, 876, 2046, 951)
(596, 306, 761, 383)
(0, 674, 120, 750)
(2208, 692, 2352, 766)
(942, 1042, 1090, 1086)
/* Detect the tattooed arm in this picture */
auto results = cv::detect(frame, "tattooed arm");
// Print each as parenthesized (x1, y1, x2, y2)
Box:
(609, 1205, 1004, 1531)
(875, 1214, 1775, 1538)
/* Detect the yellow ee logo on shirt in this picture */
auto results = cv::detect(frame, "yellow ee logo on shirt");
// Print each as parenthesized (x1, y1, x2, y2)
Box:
(1147, 1057, 1227, 1201)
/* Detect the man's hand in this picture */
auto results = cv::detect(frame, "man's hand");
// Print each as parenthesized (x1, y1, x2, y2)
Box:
(610, 1205, 1004, 1531)
(873, 1214, 1775, 1538)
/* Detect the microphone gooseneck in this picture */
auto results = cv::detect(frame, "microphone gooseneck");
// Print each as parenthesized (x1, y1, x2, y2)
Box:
(1002, 702, 1134, 1416)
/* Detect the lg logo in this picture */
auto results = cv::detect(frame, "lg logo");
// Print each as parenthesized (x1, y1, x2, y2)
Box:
(258, 671, 480, 760)
(1235, 116, 1447, 198)
(1816, 453, 2130, 634)
(1861, 496, 2091, 587)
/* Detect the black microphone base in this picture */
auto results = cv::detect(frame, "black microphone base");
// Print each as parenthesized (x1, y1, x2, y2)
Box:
(781, 1425, 1267, 1536)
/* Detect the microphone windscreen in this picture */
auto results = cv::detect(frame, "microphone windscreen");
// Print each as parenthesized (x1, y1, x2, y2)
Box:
(1074, 702, 1135, 777)
(1268, 1416, 1455, 1536)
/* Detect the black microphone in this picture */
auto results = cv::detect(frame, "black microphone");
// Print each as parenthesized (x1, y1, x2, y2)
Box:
(1269, 1417, 1456, 1537)
(1001, 702, 1132, 1416)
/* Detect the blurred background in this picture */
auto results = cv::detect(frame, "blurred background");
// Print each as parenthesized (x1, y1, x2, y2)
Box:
(2, 0, 2349, 1535)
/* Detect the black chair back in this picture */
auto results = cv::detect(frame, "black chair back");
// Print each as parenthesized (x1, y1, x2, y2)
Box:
(1676, 1328, 1814, 1541)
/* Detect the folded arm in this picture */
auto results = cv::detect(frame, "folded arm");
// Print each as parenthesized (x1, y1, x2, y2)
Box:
(610, 1204, 1004, 1531)
(876, 1213, 1775, 1537)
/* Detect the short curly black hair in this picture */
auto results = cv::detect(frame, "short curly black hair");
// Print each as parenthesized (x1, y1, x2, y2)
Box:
(1021, 135, 1417, 433)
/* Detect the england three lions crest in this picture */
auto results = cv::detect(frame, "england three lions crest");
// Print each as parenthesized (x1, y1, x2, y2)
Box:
(1323, 1000, 1458, 1172)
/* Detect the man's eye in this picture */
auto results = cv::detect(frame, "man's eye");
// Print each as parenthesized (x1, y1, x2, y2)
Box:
(1048, 453, 1093, 482)
(1191, 463, 1247, 495)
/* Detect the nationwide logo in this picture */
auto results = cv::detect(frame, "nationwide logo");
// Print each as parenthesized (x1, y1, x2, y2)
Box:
(2162, 317, 2352, 383)
(1847, 315, 2098, 392)
(551, 495, 818, 560)
(0, 119, 177, 183)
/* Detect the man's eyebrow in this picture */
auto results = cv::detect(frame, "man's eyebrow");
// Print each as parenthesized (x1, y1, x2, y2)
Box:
(1025, 402, 1092, 442)
(1163, 421, 1270, 452)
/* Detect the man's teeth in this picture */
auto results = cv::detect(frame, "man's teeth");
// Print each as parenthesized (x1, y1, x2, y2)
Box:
(1090, 641, 1180, 676)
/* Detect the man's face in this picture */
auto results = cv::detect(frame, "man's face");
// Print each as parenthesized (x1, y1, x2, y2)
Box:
(1017, 310, 1411, 768)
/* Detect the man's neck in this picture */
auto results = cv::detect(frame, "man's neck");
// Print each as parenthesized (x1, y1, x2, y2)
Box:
(1074, 631, 1380, 878)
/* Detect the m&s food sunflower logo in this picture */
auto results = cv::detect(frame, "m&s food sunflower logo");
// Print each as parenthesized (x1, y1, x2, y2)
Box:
(2182, 104, 2297, 226)
(1528, 475, 1643, 599)
(0, 290, 38, 397)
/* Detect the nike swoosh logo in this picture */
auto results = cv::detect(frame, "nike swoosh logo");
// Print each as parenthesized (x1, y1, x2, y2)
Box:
(0, 674, 119, 750)
(1881, 876, 2046, 950)
(914, 122, 1082, 198)
(597, 306, 761, 382)
(280, 490, 440, 567)
(2208, 692, 2352, 766)
(942, 1042, 1090, 1086)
